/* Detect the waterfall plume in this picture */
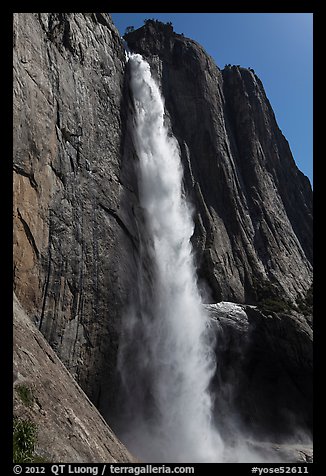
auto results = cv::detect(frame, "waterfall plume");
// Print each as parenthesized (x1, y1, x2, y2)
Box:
(117, 53, 223, 463)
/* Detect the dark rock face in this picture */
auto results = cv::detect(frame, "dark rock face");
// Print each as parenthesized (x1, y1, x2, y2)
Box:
(13, 13, 138, 408)
(125, 21, 312, 305)
(206, 303, 312, 441)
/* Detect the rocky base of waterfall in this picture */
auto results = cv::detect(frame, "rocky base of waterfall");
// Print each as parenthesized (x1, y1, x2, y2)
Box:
(215, 439, 313, 463)
(206, 302, 312, 449)
(245, 440, 313, 463)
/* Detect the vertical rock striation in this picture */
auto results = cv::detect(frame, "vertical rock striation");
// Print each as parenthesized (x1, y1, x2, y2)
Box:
(13, 13, 137, 407)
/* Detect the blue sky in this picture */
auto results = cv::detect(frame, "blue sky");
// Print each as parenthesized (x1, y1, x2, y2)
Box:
(111, 13, 313, 185)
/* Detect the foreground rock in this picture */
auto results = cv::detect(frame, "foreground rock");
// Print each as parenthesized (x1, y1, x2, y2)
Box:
(13, 293, 136, 463)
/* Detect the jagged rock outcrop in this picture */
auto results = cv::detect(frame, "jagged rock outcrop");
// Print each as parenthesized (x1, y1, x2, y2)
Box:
(125, 20, 312, 305)
(13, 13, 138, 407)
(13, 293, 136, 462)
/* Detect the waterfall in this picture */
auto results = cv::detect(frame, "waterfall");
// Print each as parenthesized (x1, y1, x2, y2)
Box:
(117, 53, 223, 463)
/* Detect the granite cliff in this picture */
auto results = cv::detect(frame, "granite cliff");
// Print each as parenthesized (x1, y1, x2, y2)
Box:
(125, 20, 312, 305)
(13, 13, 312, 460)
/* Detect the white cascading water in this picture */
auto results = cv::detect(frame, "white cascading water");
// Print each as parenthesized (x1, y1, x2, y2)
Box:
(117, 53, 224, 463)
